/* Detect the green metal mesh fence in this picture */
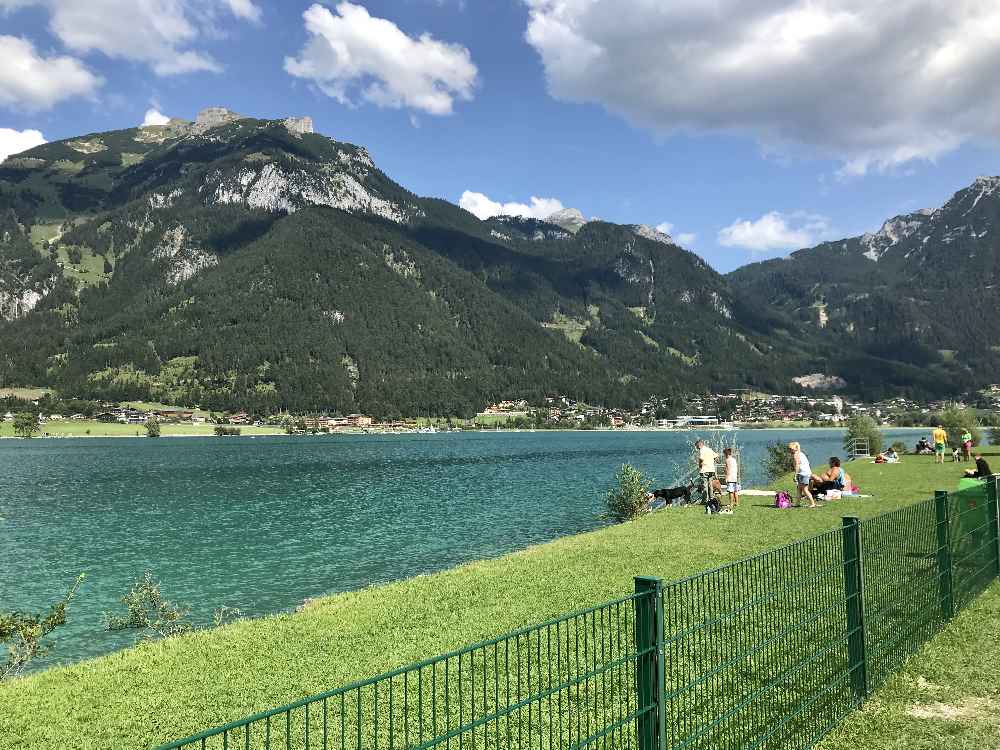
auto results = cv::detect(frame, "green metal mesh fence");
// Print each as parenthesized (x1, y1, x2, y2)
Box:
(159, 592, 652, 750)
(159, 479, 1000, 750)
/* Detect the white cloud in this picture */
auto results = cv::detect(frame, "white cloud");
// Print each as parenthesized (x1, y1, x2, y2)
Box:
(459, 190, 565, 220)
(141, 108, 171, 126)
(525, 0, 1000, 174)
(223, 0, 262, 23)
(0, 35, 101, 109)
(285, 2, 478, 116)
(655, 222, 673, 235)
(718, 211, 831, 252)
(3, 0, 261, 76)
(677, 232, 697, 246)
(0, 127, 46, 163)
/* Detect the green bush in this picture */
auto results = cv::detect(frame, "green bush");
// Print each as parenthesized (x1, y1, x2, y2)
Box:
(1, 575, 84, 680)
(605, 463, 652, 522)
(144, 417, 161, 438)
(214, 425, 241, 436)
(843, 414, 883, 455)
(990, 427, 1000, 446)
(934, 405, 981, 449)
(762, 440, 795, 481)
(105, 572, 191, 641)
(890, 440, 906, 454)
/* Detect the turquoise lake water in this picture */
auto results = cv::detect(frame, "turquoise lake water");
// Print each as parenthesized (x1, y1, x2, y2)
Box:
(0, 428, 922, 670)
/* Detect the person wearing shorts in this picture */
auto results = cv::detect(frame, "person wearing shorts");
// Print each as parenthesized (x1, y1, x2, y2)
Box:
(695, 439, 722, 498)
(932, 426, 948, 464)
(789, 441, 816, 508)
(723, 447, 740, 509)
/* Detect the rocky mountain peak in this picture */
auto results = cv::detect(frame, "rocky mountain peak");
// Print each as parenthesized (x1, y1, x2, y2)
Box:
(194, 106, 246, 132)
(546, 208, 588, 234)
(632, 224, 674, 245)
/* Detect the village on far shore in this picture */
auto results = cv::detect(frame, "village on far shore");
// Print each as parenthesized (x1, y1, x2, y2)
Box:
(5, 383, 1000, 437)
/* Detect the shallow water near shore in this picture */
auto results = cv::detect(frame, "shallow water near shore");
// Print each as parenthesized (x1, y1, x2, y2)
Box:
(0, 428, 921, 671)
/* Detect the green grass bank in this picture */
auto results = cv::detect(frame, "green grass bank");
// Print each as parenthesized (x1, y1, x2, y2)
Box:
(1, 450, 996, 748)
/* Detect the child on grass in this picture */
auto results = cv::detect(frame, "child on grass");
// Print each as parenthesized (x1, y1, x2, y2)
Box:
(724, 447, 740, 509)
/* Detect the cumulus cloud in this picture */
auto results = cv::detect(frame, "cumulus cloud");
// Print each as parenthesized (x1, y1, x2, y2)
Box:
(0, 35, 101, 109)
(525, 0, 1000, 174)
(141, 108, 171, 126)
(459, 190, 565, 220)
(0, 127, 46, 163)
(655, 222, 674, 235)
(285, 2, 478, 115)
(677, 232, 697, 246)
(3, 0, 261, 75)
(718, 212, 831, 252)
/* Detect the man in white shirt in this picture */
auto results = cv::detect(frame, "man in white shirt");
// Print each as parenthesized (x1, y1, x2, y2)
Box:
(695, 439, 723, 498)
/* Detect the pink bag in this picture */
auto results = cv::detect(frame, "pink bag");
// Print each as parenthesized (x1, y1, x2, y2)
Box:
(775, 491, 792, 509)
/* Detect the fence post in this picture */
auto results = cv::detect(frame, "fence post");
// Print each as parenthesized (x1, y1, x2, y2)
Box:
(934, 490, 954, 620)
(841, 517, 868, 702)
(987, 476, 1000, 579)
(634, 576, 665, 750)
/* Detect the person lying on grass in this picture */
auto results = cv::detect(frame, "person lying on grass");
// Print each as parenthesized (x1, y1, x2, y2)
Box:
(810, 457, 851, 496)
(963, 454, 993, 479)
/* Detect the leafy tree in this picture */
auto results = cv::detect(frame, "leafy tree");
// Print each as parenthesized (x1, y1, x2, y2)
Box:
(1, 574, 84, 680)
(990, 427, 1000, 446)
(144, 416, 161, 438)
(105, 571, 191, 641)
(12, 412, 39, 439)
(934, 405, 981, 449)
(762, 440, 795, 481)
(605, 464, 652, 522)
(843, 414, 883, 455)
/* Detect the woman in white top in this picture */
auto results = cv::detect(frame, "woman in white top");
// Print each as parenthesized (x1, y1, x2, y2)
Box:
(789, 441, 816, 508)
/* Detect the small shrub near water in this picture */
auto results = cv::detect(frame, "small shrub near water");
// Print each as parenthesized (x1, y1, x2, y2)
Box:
(144, 417, 161, 438)
(606, 463, 652, 522)
(1, 574, 84, 680)
(762, 441, 795, 481)
(991, 427, 1000, 446)
(105, 572, 192, 641)
(214, 425, 241, 436)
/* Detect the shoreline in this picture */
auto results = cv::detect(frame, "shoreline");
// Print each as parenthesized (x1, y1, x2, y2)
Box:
(0, 423, 929, 440)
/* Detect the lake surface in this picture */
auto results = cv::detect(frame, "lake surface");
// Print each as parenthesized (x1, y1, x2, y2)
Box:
(0, 428, 922, 670)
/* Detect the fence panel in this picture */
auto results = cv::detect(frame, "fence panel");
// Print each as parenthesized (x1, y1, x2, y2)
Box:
(160, 593, 652, 750)
(949, 483, 996, 611)
(859, 498, 941, 693)
(661, 528, 856, 750)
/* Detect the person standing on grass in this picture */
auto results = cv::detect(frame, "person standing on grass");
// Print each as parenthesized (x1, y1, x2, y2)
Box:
(724, 447, 740, 509)
(932, 425, 948, 464)
(789, 442, 816, 508)
(695, 439, 722, 497)
(961, 429, 974, 462)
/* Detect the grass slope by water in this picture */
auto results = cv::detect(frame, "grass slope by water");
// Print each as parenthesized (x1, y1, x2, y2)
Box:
(0, 450, 996, 748)
(0, 421, 284, 438)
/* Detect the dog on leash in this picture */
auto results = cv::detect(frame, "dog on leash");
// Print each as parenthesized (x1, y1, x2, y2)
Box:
(647, 482, 694, 508)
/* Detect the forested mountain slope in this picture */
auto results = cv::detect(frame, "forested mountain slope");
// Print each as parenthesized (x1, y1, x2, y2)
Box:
(728, 177, 1000, 398)
(1, 107, 990, 414)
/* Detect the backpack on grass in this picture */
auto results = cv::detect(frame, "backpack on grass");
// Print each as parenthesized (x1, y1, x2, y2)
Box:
(775, 491, 792, 509)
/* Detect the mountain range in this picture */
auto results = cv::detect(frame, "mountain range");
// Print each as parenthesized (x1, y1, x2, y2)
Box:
(0, 107, 994, 416)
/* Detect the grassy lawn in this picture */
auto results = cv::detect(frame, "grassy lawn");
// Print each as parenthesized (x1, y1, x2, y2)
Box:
(819, 579, 1000, 750)
(0, 387, 52, 400)
(0, 450, 996, 748)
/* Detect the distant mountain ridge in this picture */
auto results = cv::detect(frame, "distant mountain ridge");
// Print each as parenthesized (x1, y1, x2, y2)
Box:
(0, 106, 995, 413)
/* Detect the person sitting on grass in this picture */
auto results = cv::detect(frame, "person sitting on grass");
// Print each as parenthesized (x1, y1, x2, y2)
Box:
(884, 447, 899, 463)
(789, 442, 817, 508)
(811, 457, 850, 496)
(963, 453, 993, 479)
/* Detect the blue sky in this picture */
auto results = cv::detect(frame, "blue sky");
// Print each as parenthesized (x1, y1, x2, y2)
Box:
(2, 0, 999, 272)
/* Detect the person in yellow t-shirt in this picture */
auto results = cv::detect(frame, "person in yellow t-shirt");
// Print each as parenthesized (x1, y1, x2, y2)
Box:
(932, 426, 948, 464)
